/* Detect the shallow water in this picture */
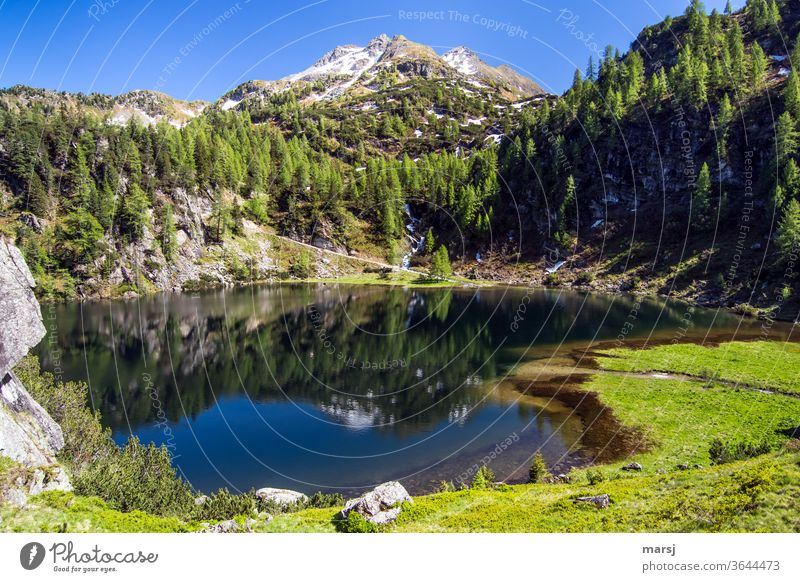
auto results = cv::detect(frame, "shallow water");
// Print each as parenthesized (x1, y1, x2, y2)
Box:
(36, 284, 782, 494)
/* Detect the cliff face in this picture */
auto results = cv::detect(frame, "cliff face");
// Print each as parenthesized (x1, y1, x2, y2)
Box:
(0, 238, 65, 467)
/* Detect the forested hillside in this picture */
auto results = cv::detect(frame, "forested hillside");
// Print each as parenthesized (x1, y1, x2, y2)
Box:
(0, 1, 799, 318)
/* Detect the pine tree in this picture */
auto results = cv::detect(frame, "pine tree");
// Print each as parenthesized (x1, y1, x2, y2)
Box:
(559, 175, 576, 234)
(776, 198, 800, 257)
(424, 227, 435, 255)
(209, 189, 231, 243)
(727, 21, 747, 89)
(157, 202, 177, 261)
(116, 183, 149, 242)
(57, 208, 104, 265)
(784, 158, 800, 201)
(429, 245, 452, 279)
(749, 43, 768, 92)
(693, 162, 713, 231)
(792, 33, 800, 72)
(776, 112, 799, 168)
(716, 94, 735, 160)
(786, 71, 800, 119)
(724, 0, 733, 15)
(26, 171, 49, 218)
(768, 0, 781, 27)
(528, 452, 551, 484)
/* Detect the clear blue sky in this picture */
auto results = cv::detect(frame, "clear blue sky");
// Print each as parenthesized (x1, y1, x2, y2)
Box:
(0, 0, 743, 102)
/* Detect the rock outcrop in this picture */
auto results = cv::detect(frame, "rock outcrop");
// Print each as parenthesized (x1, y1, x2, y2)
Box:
(0, 238, 71, 503)
(340, 481, 412, 525)
(254, 487, 308, 507)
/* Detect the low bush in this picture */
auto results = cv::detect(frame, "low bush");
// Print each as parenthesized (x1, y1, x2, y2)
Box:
(586, 468, 606, 485)
(15, 356, 113, 471)
(335, 510, 379, 533)
(709, 438, 774, 465)
(73, 438, 194, 517)
(194, 488, 257, 521)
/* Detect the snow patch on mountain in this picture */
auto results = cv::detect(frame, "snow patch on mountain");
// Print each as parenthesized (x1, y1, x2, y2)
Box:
(442, 47, 479, 76)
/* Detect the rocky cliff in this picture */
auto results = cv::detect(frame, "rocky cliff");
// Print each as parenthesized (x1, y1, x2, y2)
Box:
(0, 238, 70, 504)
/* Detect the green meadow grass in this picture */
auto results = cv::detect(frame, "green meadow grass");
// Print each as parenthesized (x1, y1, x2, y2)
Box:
(596, 341, 800, 395)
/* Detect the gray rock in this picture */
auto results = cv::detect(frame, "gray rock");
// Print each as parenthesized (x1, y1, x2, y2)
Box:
(0, 238, 46, 374)
(194, 495, 209, 505)
(677, 463, 689, 471)
(254, 487, 308, 506)
(1, 465, 72, 507)
(17, 213, 47, 234)
(574, 494, 610, 509)
(0, 239, 66, 468)
(622, 462, 643, 472)
(340, 481, 412, 525)
(4, 488, 28, 507)
(257, 512, 273, 522)
(244, 518, 258, 532)
(201, 519, 240, 533)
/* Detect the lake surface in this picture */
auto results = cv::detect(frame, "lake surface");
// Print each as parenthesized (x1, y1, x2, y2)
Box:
(36, 284, 774, 495)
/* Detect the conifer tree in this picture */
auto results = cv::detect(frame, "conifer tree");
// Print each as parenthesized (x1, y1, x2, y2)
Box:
(777, 198, 800, 257)
(786, 71, 800, 119)
(429, 245, 452, 279)
(424, 227, 435, 255)
(693, 162, 713, 231)
(749, 43, 768, 92)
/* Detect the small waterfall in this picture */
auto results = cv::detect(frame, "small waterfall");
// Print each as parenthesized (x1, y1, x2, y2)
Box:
(401, 204, 425, 270)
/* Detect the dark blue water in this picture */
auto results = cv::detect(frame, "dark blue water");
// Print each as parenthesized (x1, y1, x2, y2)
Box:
(36, 284, 759, 494)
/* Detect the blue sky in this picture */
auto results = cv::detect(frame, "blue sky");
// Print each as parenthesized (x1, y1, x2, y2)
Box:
(0, 0, 743, 101)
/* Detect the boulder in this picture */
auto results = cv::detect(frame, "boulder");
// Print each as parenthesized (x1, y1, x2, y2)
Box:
(0, 239, 66, 468)
(200, 519, 240, 533)
(621, 462, 643, 472)
(255, 487, 308, 507)
(17, 212, 47, 234)
(574, 494, 610, 509)
(0, 239, 46, 373)
(0, 466, 72, 507)
(340, 481, 413, 525)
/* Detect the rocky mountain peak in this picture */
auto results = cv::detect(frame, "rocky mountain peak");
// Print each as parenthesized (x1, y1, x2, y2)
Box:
(442, 46, 481, 75)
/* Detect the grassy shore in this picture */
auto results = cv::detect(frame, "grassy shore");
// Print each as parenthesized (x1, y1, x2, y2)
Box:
(2, 341, 799, 533)
(596, 341, 800, 395)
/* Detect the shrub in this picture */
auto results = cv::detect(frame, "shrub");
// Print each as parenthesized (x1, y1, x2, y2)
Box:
(709, 438, 774, 465)
(543, 272, 561, 286)
(335, 510, 379, 533)
(528, 452, 551, 484)
(15, 356, 113, 471)
(194, 488, 257, 521)
(574, 271, 595, 286)
(437, 481, 456, 493)
(470, 465, 496, 490)
(586, 468, 606, 485)
(305, 491, 344, 509)
(290, 249, 313, 278)
(73, 437, 194, 517)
